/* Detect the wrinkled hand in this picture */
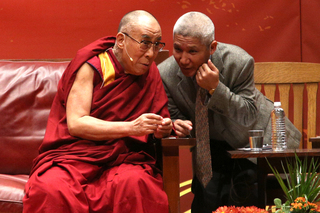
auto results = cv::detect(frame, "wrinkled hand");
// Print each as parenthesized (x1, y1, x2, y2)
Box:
(196, 59, 219, 91)
(131, 113, 163, 136)
(173, 119, 193, 138)
(154, 117, 173, 139)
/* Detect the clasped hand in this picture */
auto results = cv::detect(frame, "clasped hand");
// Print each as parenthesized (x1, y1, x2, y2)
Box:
(131, 113, 173, 138)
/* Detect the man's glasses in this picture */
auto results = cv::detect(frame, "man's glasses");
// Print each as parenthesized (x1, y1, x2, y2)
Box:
(122, 32, 165, 52)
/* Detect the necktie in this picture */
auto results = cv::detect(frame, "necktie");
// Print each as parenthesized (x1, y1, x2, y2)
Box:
(194, 87, 213, 188)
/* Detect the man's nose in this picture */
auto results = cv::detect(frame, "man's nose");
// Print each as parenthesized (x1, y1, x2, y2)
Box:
(180, 52, 189, 65)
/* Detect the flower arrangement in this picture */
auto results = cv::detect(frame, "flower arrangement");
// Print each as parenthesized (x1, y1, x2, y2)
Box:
(267, 153, 320, 213)
(212, 154, 320, 213)
(267, 153, 320, 204)
(213, 206, 268, 213)
(290, 197, 319, 212)
(272, 196, 320, 213)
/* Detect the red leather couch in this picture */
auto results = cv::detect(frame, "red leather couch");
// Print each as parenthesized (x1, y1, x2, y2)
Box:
(0, 60, 69, 212)
(0, 51, 171, 212)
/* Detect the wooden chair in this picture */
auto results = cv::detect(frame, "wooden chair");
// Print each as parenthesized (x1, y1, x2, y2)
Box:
(254, 62, 320, 149)
(155, 49, 169, 65)
(254, 62, 320, 205)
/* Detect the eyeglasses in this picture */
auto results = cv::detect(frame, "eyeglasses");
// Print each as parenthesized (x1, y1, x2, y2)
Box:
(122, 32, 165, 52)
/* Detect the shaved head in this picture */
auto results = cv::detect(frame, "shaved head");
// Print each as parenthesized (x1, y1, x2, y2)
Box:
(113, 10, 162, 76)
(173, 12, 215, 46)
(118, 10, 159, 33)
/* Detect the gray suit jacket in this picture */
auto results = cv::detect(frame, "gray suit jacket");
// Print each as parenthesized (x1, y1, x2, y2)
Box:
(158, 42, 301, 149)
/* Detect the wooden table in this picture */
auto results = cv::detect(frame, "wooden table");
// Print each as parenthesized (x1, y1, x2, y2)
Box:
(227, 148, 320, 208)
(162, 137, 196, 213)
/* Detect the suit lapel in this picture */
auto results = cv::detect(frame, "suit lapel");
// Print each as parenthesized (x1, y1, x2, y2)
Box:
(177, 70, 196, 113)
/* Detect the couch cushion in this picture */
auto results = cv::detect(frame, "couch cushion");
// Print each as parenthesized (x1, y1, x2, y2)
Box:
(0, 61, 68, 174)
(0, 174, 28, 212)
(0, 174, 28, 203)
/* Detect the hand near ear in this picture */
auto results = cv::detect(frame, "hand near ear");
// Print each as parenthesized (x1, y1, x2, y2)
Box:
(196, 59, 219, 92)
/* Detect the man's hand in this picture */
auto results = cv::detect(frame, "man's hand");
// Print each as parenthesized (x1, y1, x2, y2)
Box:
(173, 119, 193, 138)
(154, 117, 173, 139)
(196, 59, 219, 91)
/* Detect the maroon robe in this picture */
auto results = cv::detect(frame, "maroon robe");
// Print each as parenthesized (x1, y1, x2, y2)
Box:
(23, 36, 170, 213)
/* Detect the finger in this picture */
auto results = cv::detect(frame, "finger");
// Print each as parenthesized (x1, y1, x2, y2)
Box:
(196, 71, 202, 84)
(195, 72, 200, 82)
(154, 125, 172, 138)
(201, 63, 209, 72)
(173, 123, 184, 134)
(142, 114, 164, 127)
(157, 123, 172, 131)
(158, 120, 172, 131)
(197, 64, 210, 84)
(198, 64, 205, 75)
(144, 113, 163, 121)
(180, 121, 193, 131)
(176, 129, 189, 138)
(175, 125, 191, 137)
(141, 120, 158, 129)
(149, 121, 161, 129)
(143, 119, 161, 129)
(207, 59, 218, 72)
(161, 118, 172, 125)
(175, 120, 192, 131)
(185, 120, 193, 126)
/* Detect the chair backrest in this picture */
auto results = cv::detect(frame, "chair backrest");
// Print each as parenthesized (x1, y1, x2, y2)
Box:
(155, 50, 169, 65)
(254, 62, 320, 148)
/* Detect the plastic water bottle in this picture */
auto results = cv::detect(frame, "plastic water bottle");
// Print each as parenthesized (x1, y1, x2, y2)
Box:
(271, 102, 287, 151)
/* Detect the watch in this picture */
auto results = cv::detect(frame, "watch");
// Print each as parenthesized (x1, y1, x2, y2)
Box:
(209, 88, 215, 95)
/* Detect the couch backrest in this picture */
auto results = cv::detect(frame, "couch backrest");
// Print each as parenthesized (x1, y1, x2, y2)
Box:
(0, 61, 69, 174)
(0, 52, 169, 175)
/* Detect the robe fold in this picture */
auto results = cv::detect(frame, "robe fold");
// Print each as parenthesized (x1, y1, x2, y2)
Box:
(23, 36, 170, 213)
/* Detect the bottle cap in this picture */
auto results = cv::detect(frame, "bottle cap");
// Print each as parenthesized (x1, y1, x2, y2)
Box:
(274, 102, 281, 107)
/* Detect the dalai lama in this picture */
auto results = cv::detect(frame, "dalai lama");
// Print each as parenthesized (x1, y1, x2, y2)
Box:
(23, 10, 173, 213)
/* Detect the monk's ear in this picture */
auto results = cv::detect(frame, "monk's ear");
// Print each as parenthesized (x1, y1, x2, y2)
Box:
(115, 32, 125, 50)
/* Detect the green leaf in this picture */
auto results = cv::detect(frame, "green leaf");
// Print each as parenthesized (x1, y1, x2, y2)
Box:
(274, 198, 282, 208)
(267, 152, 320, 204)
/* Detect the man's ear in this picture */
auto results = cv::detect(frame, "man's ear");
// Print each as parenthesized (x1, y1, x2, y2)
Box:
(210, 40, 218, 55)
(115, 32, 125, 50)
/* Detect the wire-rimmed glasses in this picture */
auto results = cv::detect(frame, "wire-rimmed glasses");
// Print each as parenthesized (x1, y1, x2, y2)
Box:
(122, 32, 165, 52)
